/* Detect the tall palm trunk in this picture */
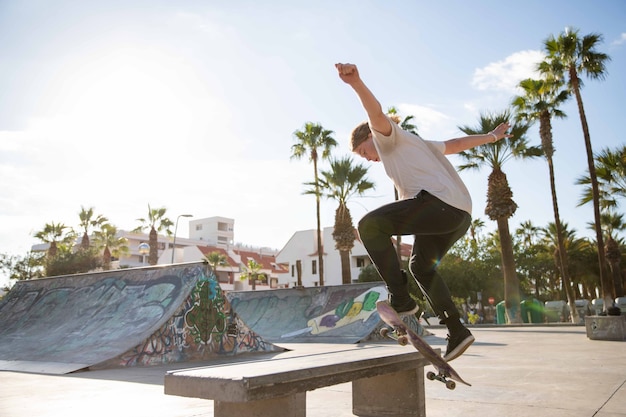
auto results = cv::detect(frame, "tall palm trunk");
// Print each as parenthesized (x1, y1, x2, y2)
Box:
(486, 167, 522, 323)
(149, 227, 158, 265)
(313, 154, 324, 286)
(570, 69, 611, 307)
(81, 233, 90, 250)
(47, 241, 58, 259)
(496, 217, 521, 323)
(547, 156, 579, 323)
(103, 246, 112, 270)
(333, 203, 355, 285)
(538, 110, 578, 320)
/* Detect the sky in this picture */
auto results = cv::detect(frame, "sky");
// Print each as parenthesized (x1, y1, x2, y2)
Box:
(1, 0, 625, 287)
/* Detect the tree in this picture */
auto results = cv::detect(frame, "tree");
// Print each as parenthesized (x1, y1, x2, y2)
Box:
(34, 222, 73, 259)
(204, 251, 228, 281)
(0, 252, 44, 284)
(457, 111, 542, 322)
(241, 259, 262, 290)
(541, 222, 591, 301)
(133, 205, 174, 265)
(467, 218, 486, 259)
(291, 122, 338, 286)
(77, 206, 108, 250)
(578, 145, 626, 297)
(592, 212, 625, 297)
(512, 76, 578, 323)
(513, 222, 555, 300)
(540, 26, 612, 308)
(577, 145, 626, 210)
(34, 221, 102, 277)
(93, 224, 129, 270)
(315, 156, 375, 284)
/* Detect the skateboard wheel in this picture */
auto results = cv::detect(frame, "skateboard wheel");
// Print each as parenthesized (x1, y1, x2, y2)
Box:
(445, 380, 456, 390)
(397, 335, 408, 346)
(426, 371, 436, 381)
(380, 328, 389, 338)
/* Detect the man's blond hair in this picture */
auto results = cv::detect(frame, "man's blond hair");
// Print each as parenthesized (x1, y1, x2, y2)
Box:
(349, 121, 371, 151)
(349, 115, 400, 151)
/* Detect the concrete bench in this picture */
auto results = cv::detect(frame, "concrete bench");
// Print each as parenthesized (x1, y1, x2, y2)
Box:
(164, 345, 433, 417)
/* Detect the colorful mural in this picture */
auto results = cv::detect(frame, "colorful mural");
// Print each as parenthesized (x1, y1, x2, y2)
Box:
(0, 262, 280, 374)
(228, 283, 426, 343)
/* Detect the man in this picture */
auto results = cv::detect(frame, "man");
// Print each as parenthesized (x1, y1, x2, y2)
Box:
(336, 62, 511, 361)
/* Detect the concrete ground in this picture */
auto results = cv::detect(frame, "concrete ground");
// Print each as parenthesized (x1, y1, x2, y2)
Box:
(1, 325, 624, 417)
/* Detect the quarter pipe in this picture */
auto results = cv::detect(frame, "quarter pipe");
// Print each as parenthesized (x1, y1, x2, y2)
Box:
(0, 262, 280, 374)
(0, 262, 425, 375)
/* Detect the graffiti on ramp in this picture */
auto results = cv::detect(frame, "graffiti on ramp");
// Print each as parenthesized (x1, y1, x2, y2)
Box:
(227, 283, 392, 343)
(0, 262, 281, 374)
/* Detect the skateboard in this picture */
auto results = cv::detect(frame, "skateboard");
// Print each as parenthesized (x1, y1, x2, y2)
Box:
(376, 300, 471, 390)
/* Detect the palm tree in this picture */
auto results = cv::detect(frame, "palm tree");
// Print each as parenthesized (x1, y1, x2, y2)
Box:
(78, 206, 108, 250)
(315, 156, 375, 284)
(93, 224, 129, 270)
(241, 259, 262, 290)
(540, 26, 613, 308)
(540, 222, 586, 301)
(466, 218, 486, 260)
(577, 145, 626, 210)
(515, 220, 550, 298)
(512, 76, 578, 323)
(457, 111, 542, 323)
(515, 220, 541, 248)
(291, 122, 338, 286)
(34, 222, 73, 259)
(133, 205, 174, 265)
(578, 145, 626, 297)
(204, 251, 228, 281)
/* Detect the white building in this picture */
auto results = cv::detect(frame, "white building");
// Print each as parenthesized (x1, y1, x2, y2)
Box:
(274, 226, 411, 287)
(188, 216, 234, 246)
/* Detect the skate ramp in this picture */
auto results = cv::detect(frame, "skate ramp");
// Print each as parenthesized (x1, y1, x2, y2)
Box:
(227, 283, 426, 343)
(0, 262, 281, 374)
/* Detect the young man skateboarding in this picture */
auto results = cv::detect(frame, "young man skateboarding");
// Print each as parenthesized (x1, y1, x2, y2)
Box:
(336, 62, 511, 361)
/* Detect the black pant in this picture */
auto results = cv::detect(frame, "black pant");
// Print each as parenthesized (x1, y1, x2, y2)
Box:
(358, 190, 471, 321)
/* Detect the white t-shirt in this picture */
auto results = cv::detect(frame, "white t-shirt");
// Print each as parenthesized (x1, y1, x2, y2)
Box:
(371, 119, 472, 214)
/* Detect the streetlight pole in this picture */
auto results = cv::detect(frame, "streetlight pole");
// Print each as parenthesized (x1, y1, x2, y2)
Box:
(171, 214, 193, 264)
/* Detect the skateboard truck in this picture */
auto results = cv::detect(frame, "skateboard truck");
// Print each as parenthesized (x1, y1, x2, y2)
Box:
(426, 370, 457, 390)
(380, 325, 456, 389)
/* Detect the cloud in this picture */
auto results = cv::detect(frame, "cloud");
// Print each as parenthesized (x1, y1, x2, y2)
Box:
(611, 33, 626, 46)
(396, 104, 453, 140)
(471, 50, 545, 93)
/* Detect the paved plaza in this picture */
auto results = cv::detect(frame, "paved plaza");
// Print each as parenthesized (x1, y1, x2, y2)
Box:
(1, 325, 624, 417)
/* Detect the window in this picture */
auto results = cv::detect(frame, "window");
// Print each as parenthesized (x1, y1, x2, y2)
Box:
(356, 257, 368, 268)
(291, 265, 295, 277)
(312, 260, 317, 275)
(196, 224, 203, 231)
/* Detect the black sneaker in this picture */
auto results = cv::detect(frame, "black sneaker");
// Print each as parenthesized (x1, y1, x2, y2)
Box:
(390, 298, 419, 317)
(443, 326, 475, 362)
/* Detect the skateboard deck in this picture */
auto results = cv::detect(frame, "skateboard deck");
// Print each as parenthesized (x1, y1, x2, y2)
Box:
(376, 300, 471, 390)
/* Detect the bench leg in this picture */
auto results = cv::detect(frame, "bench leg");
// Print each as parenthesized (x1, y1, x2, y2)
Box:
(215, 392, 306, 417)
(352, 368, 425, 417)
